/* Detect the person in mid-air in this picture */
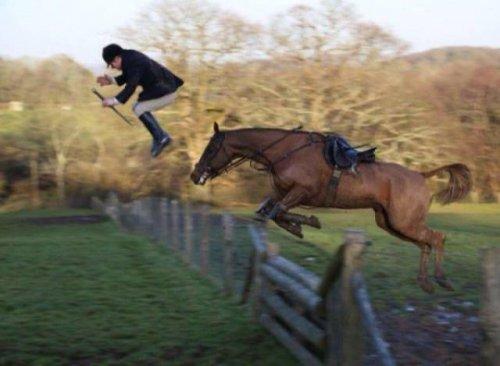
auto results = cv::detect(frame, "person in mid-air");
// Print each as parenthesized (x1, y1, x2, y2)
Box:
(97, 44, 184, 157)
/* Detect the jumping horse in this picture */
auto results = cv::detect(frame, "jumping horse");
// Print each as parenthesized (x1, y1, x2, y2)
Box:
(190, 123, 472, 293)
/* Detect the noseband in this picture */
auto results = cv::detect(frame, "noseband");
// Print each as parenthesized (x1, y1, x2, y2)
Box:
(201, 132, 245, 179)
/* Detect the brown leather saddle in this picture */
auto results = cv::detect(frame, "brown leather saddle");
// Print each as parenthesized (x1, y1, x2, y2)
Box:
(323, 134, 376, 171)
(323, 135, 376, 206)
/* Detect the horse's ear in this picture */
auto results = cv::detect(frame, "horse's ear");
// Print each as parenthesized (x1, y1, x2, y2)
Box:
(213, 122, 220, 133)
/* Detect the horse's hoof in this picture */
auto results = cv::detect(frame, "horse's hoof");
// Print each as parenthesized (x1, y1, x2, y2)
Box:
(289, 226, 303, 238)
(287, 230, 303, 239)
(291, 227, 303, 239)
(308, 215, 321, 229)
(417, 278, 435, 293)
(434, 276, 455, 291)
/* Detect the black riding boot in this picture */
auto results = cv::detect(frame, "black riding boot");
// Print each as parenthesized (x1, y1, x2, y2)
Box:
(139, 112, 171, 157)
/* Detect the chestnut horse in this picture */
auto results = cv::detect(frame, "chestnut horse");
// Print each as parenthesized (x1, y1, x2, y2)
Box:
(190, 123, 472, 293)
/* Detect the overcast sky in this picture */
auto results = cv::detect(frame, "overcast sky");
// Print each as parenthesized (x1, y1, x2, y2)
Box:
(0, 0, 498, 66)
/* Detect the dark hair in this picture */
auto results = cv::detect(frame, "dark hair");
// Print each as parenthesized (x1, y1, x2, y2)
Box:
(102, 44, 123, 65)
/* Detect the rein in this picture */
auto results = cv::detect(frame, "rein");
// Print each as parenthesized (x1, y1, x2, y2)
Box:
(208, 127, 324, 179)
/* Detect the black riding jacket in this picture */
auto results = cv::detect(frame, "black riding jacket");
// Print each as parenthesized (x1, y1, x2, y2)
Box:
(114, 49, 184, 104)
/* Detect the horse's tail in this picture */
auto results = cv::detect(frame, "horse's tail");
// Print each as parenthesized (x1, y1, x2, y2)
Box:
(421, 164, 472, 204)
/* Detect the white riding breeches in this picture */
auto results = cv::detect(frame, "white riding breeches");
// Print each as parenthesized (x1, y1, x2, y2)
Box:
(132, 92, 177, 117)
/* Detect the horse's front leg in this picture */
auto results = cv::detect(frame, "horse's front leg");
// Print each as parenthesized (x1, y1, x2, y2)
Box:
(269, 187, 309, 238)
(280, 211, 321, 229)
(271, 186, 308, 216)
(255, 188, 319, 238)
(275, 218, 303, 238)
(254, 196, 277, 222)
(254, 197, 304, 237)
(256, 199, 320, 228)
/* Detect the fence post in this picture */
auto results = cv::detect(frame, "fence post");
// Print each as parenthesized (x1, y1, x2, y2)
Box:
(90, 196, 105, 213)
(247, 225, 268, 321)
(145, 197, 155, 238)
(159, 198, 168, 244)
(200, 205, 210, 275)
(105, 192, 120, 222)
(325, 229, 369, 366)
(481, 247, 500, 365)
(222, 214, 235, 296)
(120, 201, 128, 228)
(131, 200, 139, 231)
(138, 198, 145, 233)
(171, 200, 179, 251)
(151, 198, 161, 242)
(116, 198, 124, 227)
(139, 197, 149, 236)
(183, 202, 193, 264)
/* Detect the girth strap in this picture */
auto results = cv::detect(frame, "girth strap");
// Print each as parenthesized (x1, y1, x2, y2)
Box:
(325, 169, 342, 207)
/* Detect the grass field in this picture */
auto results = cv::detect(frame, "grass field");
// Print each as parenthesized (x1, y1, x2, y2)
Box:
(0, 203, 498, 365)
(229, 203, 500, 308)
(0, 209, 294, 365)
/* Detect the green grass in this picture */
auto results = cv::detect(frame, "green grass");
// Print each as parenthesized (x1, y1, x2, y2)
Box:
(1, 203, 497, 364)
(0, 210, 295, 366)
(230, 203, 500, 309)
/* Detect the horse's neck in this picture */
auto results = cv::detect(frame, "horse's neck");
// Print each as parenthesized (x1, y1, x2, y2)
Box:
(227, 129, 290, 162)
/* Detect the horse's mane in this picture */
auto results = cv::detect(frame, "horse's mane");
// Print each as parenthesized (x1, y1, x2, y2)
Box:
(224, 125, 336, 138)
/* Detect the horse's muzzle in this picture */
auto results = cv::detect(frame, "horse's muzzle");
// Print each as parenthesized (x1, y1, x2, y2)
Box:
(190, 170, 210, 185)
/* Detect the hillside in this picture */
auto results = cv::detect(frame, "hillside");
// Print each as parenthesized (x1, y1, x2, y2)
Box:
(402, 46, 500, 67)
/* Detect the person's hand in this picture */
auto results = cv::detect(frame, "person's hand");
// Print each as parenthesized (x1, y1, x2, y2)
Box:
(102, 97, 118, 107)
(96, 75, 112, 86)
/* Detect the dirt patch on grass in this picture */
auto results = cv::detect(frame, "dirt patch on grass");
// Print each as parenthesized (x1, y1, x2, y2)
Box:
(378, 301, 481, 365)
(24, 215, 108, 225)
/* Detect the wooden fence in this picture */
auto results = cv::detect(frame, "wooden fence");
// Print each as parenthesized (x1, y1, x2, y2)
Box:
(246, 225, 395, 366)
(95, 193, 395, 365)
(481, 248, 500, 365)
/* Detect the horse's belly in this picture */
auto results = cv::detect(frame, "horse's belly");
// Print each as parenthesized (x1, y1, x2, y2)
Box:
(332, 197, 374, 209)
(328, 167, 384, 208)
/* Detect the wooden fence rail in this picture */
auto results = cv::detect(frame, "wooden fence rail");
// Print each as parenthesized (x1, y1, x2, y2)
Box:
(246, 224, 395, 366)
(97, 193, 395, 366)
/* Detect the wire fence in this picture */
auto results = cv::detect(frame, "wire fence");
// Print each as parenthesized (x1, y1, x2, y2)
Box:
(94, 192, 397, 366)
(96, 194, 258, 297)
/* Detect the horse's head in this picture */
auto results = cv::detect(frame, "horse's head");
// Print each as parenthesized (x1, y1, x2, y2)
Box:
(191, 122, 233, 185)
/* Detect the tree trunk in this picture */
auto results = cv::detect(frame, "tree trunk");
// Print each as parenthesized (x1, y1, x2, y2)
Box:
(55, 153, 67, 204)
(29, 152, 41, 208)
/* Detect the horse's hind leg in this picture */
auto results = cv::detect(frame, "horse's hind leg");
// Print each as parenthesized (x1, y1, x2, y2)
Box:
(431, 231, 453, 290)
(385, 208, 454, 292)
(374, 207, 435, 293)
(386, 209, 452, 291)
(417, 244, 434, 293)
(374, 206, 413, 242)
(403, 226, 452, 291)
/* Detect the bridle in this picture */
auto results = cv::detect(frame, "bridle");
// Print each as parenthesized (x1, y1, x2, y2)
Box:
(200, 126, 324, 181)
(199, 132, 249, 180)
